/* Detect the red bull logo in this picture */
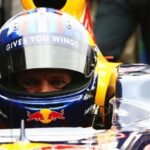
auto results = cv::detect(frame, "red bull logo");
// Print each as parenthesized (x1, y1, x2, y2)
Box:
(27, 109, 65, 124)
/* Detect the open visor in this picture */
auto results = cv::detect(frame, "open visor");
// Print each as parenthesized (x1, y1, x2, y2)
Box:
(0, 33, 96, 79)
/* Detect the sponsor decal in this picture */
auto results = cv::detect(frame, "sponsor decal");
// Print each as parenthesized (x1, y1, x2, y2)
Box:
(27, 108, 65, 124)
(4, 33, 80, 52)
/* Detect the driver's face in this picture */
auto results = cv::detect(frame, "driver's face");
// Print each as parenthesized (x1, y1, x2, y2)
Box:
(17, 69, 72, 93)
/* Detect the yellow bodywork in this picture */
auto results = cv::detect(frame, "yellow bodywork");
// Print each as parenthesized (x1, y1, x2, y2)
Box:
(21, 0, 86, 20)
(88, 32, 120, 106)
(95, 51, 120, 123)
(0, 142, 52, 150)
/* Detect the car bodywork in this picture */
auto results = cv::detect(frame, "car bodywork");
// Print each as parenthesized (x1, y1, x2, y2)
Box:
(0, 64, 149, 150)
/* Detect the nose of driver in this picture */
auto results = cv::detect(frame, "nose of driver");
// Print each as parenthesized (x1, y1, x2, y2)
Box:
(39, 80, 58, 92)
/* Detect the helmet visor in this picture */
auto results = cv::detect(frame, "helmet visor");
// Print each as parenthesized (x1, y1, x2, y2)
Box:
(0, 33, 95, 78)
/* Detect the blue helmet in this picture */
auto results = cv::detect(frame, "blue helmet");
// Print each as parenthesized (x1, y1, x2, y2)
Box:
(0, 8, 98, 128)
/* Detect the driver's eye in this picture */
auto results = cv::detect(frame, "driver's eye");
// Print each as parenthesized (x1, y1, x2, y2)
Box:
(19, 78, 40, 88)
(49, 80, 67, 89)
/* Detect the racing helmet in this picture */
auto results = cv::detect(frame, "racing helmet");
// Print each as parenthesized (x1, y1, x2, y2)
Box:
(0, 8, 98, 128)
(20, 0, 95, 42)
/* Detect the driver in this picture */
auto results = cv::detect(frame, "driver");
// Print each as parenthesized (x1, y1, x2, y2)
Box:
(0, 8, 116, 129)
(15, 69, 72, 93)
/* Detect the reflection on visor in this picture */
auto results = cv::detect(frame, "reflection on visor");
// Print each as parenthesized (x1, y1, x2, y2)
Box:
(0, 33, 96, 78)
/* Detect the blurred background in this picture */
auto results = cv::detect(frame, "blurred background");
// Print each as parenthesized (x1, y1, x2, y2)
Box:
(0, 0, 22, 26)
